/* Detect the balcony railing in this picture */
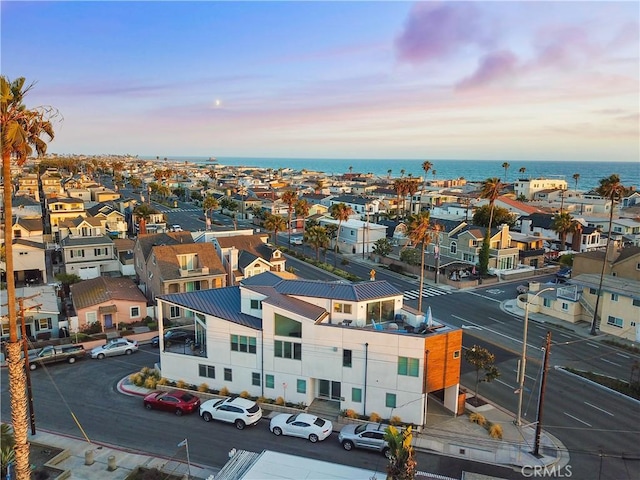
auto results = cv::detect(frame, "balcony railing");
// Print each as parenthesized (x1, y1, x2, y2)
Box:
(179, 266, 210, 277)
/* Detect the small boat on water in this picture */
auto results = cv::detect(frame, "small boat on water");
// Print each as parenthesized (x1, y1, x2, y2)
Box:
(208, 156, 217, 163)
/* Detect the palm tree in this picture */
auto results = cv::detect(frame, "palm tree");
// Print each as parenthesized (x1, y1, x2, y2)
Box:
(384, 425, 417, 480)
(591, 174, 627, 335)
(281, 189, 298, 244)
(518, 166, 526, 178)
(478, 177, 504, 276)
(572, 173, 580, 192)
(502, 162, 510, 182)
(421, 161, 432, 189)
(304, 225, 329, 261)
(330, 203, 354, 266)
(406, 211, 432, 313)
(202, 194, 219, 224)
(551, 212, 578, 250)
(314, 179, 325, 194)
(2, 75, 56, 480)
(387, 169, 392, 179)
(348, 165, 353, 175)
(406, 179, 419, 216)
(264, 213, 287, 246)
(294, 199, 310, 238)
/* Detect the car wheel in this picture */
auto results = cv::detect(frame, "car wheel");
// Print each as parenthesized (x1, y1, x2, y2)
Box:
(97, 353, 105, 360)
(272, 427, 282, 436)
(202, 412, 213, 422)
(175, 409, 183, 416)
(309, 434, 319, 443)
(144, 402, 152, 410)
(342, 440, 354, 451)
(125, 349, 132, 355)
(383, 448, 391, 459)
(68, 356, 76, 363)
(29, 363, 37, 371)
(235, 419, 246, 430)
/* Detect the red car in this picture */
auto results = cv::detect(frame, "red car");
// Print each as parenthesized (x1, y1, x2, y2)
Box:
(143, 390, 201, 416)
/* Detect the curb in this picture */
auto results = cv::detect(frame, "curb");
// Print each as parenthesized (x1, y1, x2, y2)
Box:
(555, 366, 640, 405)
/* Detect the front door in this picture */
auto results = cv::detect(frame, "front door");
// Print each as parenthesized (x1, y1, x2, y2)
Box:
(318, 379, 341, 401)
(104, 314, 113, 328)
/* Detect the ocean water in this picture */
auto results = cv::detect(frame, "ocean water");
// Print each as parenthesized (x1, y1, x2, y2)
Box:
(142, 156, 639, 191)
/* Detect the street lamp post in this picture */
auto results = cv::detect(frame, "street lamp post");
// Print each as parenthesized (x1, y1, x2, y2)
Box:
(516, 286, 555, 426)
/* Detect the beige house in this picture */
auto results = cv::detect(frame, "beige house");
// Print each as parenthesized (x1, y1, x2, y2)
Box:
(41, 169, 64, 196)
(70, 276, 148, 331)
(213, 234, 286, 285)
(47, 197, 86, 238)
(17, 173, 39, 200)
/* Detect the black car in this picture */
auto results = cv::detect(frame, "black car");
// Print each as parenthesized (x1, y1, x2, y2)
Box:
(150, 336, 160, 348)
(163, 329, 195, 345)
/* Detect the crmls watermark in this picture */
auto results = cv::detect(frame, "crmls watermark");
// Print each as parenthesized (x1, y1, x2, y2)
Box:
(521, 465, 572, 478)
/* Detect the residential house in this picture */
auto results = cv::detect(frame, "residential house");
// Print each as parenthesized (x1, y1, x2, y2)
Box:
(213, 234, 286, 285)
(514, 178, 568, 201)
(510, 232, 547, 269)
(133, 232, 195, 297)
(326, 195, 379, 218)
(87, 203, 128, 239)
(156, 273, 463, 425)
(521, 213, 602, 252)
(0, 286, 61, 341)
(59, 216, 119, 279)
(11, 238, 47, 286)
(573, 245, 640, 282)
(16, 173, 39, 200)
(113, 238, 136, 277)
(318, 217, 387, 256)
(12, 196, 43, 219)
(41, 169, 64, 196)
(142, 242, 226, 315)
(69, 276, 148, 332)
(47, 197, 86, 240)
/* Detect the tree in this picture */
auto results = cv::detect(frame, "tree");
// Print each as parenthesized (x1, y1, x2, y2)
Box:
(502, 162, 510, 182)
(202, 195, 219, 221)
(406, 179, 419, 217)
(2, 75, 56, 480)
(330, 203, 354, 266)
(264, 213, 287, 246)
(478, 178, 504, 276)
(465, 345, 500, 403)
(572, 173, 580, 192)
(591, 174, 627, 335)
(387, 169, 392, 179)
(551, 212, 578, 249)
(294, 199, 310, 237)
(281, 189, 298, 244)
(472, 205, 515, 228)
(304, 225, 329, 261)
(129, 176, 142, 190)
(384, 425, 417, 480)
(406, 211, 432, 313)
(399, 247, 420, 266)
(518, 166, 526, 178)
(421, 161, 432, 189)
(372, 238, 393, 257)
(314, 179, 325, 194)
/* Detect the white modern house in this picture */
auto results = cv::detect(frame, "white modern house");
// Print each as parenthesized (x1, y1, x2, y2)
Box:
(319, 217, 387, 256)
(156, 272, 463, 426)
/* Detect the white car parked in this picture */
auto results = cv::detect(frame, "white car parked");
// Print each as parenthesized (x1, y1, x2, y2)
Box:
(269, 413, 333, 443)
(199, 397, 262, 430)
(90, 338, 138, 359)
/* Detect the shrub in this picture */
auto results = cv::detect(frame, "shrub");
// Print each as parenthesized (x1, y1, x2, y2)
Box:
(147, 322, 157, 330)
(257, 396, 268, 404)
(129, 373, 143, 386)
(489, 423, 503, 439)
(157, 378, 170, 386)
(275, 396, 285, 406)
(144, 377, 158, 390)
(295, 402, 307, 410)
(344, 409, 358, 419)
(219, 386, 229, 397)
(390, 415, 402, 426)
(175, 380, 188, 389)
(469, 412, 486, 427)
(143, 316, 153, 324)
(369, 412, 381, 423)
(239, 391, 250, 398)
(197, 383, 209, 393)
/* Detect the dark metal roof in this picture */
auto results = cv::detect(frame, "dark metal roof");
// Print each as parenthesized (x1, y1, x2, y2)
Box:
(249, 286, 327, 321)
(60, 235, 114, 247)
(240, 271, 290, 287)
(159, 287, 262, 330)
(274, 279, 402, 301)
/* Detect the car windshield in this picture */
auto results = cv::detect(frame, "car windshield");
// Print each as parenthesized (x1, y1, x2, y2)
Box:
(247, 404, 260, 413)
(354, 424, 368, 434)
(179, 393, 196, 402)
(286, 414, 299, 424)
(213, 399, 225, 407)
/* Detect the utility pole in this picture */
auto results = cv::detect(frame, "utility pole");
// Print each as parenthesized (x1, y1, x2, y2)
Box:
(533, 331, 551, 457)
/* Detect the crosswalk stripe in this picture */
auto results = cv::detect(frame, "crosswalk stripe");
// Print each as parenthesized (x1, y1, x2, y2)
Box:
(402, 287, 450, 300)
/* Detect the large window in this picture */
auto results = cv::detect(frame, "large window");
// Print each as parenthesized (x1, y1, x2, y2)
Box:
(199, 364, 215, 379)
(252, 372, 261, 386)
(224, 368, 232, 381)
(352, 388, 362, 403)
(333, 303, 352, 314)
(398, 356, 420, 377)
(266, 374, 274, 389)
(366, 299, 395, 324)
(607, 316, 623, 328)
(275, 340, 302, 360)
(275, 313, 302, 337)
(231, 335, 257, 354)
(297, 379, 306, 394)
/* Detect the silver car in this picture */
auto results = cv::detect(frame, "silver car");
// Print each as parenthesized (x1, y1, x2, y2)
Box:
(90, 339, 139, 359)
(338, 423, 391, 457)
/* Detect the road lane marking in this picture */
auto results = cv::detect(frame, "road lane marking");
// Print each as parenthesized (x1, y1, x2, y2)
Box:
(451, 315, 542, 351)
(602, 358, 621, 367)
(564, 412, 592, 427)
(616, 353, 630, 359)
(488, 316, 506, 324)
(512, 369, 536, 381)
(587, 343, 600, 348)
(496, 379, 516, 389)
(558, 333, 572, 339)
(584, 402, 614, 416)
(466, 291, 502, 303)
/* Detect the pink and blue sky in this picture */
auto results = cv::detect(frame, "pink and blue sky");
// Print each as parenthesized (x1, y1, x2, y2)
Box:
(2, 1, 638, 161)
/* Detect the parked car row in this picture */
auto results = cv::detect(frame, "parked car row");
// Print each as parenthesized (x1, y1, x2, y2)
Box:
(141, 390, 391, 454)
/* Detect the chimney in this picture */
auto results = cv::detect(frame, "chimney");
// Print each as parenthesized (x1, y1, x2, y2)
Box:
(139, 218, 147, 235)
